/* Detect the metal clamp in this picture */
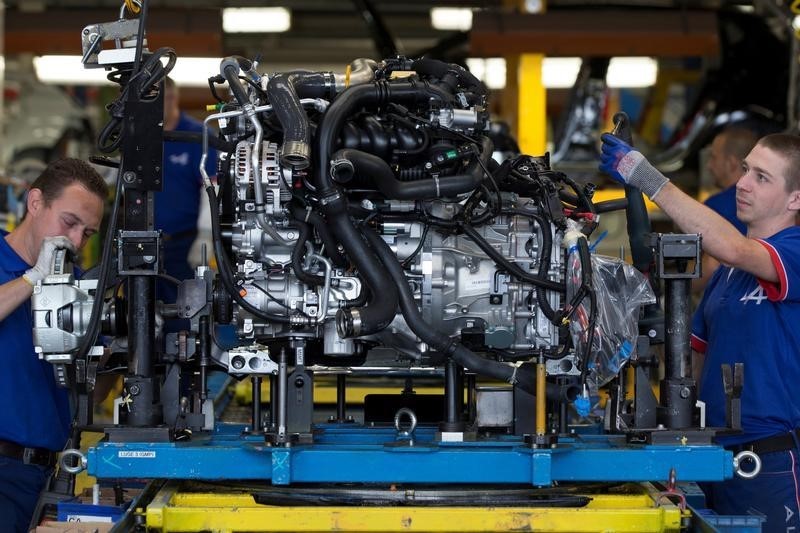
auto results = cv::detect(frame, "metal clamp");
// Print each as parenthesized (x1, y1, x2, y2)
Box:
(60, 449, 87, 475)
(394, 408, 418, 440)
(734, 450, 762, 479)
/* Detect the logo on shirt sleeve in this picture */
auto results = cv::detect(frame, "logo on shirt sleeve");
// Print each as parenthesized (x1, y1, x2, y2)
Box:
(740, 285, 768, 305)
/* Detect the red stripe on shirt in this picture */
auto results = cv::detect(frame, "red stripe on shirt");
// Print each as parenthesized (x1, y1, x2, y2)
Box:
(755, 239, 788, 301)
(690, 334, 707, 354)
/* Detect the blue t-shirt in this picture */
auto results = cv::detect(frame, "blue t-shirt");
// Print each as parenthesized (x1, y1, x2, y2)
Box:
(704, 185, 747, 235)
(0, 234, 71, 450)
(692, 226, 800, 445)
(154, 113, 217, 236)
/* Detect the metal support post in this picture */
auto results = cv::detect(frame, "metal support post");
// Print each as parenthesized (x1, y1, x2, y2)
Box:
(251, 376, 263, 434)
(652, 234, 701, 430)
(276, 348, 288, 445)
(198, 316, 210, 401)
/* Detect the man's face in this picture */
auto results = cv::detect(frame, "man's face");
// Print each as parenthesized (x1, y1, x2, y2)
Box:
(28, 183, 104, 251)
(735, 144, 797, 226)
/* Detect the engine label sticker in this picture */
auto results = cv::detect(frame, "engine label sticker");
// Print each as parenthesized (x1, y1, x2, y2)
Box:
(118, 451, 156, 458)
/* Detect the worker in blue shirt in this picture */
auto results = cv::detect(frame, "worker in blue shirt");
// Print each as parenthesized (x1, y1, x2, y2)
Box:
(155, 77, 217, 304)
(693, 125, 758, 294)
(601, 131, 800, 529)
(0, 158, 106, 532)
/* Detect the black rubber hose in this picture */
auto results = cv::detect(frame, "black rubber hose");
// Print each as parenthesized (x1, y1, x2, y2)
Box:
(576, 237, 597, 384)
(288, 203, 346, 268)
(328, 205, 398, 338)
(593, 198, 628, 213)
(315, 80, 448, 193)
(411, 58, 486, 95)
(332, 148, 483, 199)
(206, 186, 290, 324)
(530, 213, 557, 322)
(461, 224, 565, 292)
(313, 81, 441, 337)
(266, 72, 334, 170)
(220, 60, 251, 108)
(364, 228, 558, 397)
(612, 111, 654, 274)
(290, 220, 325, 286)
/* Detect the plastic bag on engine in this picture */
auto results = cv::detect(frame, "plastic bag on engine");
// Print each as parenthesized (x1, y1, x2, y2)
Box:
(566, 249, 656, 387)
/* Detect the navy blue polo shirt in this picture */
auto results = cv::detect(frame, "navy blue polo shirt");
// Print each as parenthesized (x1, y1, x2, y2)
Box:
(154, 113, 217, 237)
(692, 226, 800, 445)
(704, 185, 747, 235)
(0, 233, 71, 451)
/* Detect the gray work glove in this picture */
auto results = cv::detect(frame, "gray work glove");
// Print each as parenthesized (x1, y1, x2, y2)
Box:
(599, 133, 670, 199)
(23, 236, 75, 286)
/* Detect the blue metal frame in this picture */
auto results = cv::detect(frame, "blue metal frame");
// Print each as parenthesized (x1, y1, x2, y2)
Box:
(86, 422, 734, 486)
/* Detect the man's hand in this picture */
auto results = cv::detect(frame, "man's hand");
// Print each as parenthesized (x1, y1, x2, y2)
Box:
(599, 132, 670, 199)
(23, 236, 75, 286)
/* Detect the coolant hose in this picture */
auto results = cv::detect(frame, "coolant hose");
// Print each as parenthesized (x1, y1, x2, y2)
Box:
(288, 203, 346, 268)
(290, 220, 325, 287)
(364, 228, 578, 400)
(530, 213, 557, 322)
(411, 58, 487, 96)
(331, 143, 488, 199)
(315, 80, 449, 189)
(220, 58, 251, 108)
(266, 72, 334, 169)
(326, 199, 398, 338)
(313, 80, 444, 337)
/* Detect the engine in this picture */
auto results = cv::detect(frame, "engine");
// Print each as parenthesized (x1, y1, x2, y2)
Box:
(207, 56, 587, 378)
(20, 8, 748, 503)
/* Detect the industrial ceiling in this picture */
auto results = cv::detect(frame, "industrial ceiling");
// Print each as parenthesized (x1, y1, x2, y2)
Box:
(3, 1, 758, 66)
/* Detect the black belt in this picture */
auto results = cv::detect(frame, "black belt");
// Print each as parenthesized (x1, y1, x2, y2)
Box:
(0, 440, 57, 467)
(725, 429, 800, 455)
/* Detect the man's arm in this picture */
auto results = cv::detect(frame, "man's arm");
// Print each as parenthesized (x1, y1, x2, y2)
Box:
(599, 133, 777, 283)
(0, 236, 76, 323)
(654, 183, 777, 282)
(0, 277, 34, 322)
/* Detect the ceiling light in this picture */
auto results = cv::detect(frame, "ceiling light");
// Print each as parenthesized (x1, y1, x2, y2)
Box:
(430, 8, 473, 31)
(606, 57, 658, 88)
(542, 57, 582, 89)
(465, 57, 506, 90)
(466, 57, 586, 90)
(33, 56, 112, 85)
(222, 7, 291, 33)
(34, 55, 224, 87)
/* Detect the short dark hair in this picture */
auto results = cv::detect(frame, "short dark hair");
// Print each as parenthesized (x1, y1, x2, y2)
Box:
(30, 158, 108, 204)
(756, 134, 800, 192)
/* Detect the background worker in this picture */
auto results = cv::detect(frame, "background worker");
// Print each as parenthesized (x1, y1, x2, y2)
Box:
(0, 159, 106, 532)
(156, 77, 217, 304)
(600, 131, 800, 530)
(693, 125, 758, 294)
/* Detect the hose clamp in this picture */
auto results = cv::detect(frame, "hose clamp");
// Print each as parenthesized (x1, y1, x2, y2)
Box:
(349, 309, 362, 336)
